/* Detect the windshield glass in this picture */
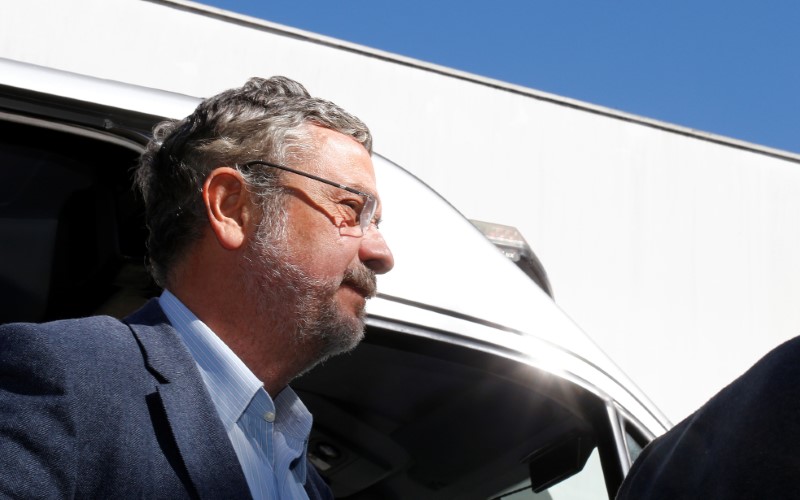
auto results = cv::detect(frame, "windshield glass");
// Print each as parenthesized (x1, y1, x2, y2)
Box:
(493, 449, 607, 499)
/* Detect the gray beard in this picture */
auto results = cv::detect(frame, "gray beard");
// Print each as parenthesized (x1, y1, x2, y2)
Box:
(243, 215, 376, 372)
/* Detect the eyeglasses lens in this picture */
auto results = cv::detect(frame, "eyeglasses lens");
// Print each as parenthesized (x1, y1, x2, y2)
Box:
(359, 195, 377, 235)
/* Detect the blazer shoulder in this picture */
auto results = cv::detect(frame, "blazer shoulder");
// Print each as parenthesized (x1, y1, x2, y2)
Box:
(1, 314, 133, 351)
(1, 298, 166, 346)
(0, 301, 170, 376)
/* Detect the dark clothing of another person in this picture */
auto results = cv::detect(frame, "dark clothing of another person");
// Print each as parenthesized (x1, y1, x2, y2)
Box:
(617, 336, 800, 499)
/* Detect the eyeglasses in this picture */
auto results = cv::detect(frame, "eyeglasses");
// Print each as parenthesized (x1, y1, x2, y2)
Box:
(239, 160, 378, 237)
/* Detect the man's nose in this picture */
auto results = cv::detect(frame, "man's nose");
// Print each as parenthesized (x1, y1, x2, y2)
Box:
(359, 227, 394, 274)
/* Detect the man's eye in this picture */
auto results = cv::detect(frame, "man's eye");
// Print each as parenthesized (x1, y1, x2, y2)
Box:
(342, 200, 360, 213)
(339, 200, 361, 221)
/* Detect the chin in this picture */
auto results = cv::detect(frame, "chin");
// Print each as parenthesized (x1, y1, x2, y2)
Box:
(300, 299, 366, 361)
(321, 316, 366, 357)
(296, 324, 365, 378)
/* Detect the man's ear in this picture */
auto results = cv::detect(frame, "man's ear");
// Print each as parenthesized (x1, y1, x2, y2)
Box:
(203, 167, 251, 250)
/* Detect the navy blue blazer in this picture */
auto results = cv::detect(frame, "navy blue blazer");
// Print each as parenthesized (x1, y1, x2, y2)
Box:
(0, 299, 332, 499)
(616, 335, 800, 499)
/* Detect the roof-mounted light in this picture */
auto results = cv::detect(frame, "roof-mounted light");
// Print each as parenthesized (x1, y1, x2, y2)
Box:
(470, 220, 553, 298)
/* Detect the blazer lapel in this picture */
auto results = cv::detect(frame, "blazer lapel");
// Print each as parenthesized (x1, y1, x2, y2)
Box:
(125, 300, 252, 500)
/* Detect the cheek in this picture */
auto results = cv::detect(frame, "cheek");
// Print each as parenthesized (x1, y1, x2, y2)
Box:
(285, 230, 360, 278)
(281, 197, 362, 274)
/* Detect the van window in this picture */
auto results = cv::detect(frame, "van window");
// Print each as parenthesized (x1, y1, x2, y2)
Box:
(494, 449, 606, 499)
(296, 325, 629, 499)
(0, 118, 152, 324)
(623, 421, 648, 465)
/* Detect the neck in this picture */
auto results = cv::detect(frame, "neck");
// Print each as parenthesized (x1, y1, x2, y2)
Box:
(168, 252, 324, 396)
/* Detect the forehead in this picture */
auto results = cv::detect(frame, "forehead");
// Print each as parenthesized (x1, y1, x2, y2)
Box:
(305, 125, 377, 194)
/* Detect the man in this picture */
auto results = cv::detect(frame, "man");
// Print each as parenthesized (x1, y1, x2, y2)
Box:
(0, 76, 394, 498)
(616, 336, 800, 499)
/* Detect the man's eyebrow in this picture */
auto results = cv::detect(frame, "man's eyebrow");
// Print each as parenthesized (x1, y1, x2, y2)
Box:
(336, 180, 375, 198)
(354, 184, 377, 197)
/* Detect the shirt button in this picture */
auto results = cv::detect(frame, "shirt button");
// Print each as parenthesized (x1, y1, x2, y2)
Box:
(263, 411, 276, 422)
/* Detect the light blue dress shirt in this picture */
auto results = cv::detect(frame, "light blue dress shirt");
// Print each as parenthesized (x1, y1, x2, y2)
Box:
(159, 291, 312, 500)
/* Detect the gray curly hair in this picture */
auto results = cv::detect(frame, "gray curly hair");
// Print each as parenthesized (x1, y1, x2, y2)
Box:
(135, 76, 372, 286)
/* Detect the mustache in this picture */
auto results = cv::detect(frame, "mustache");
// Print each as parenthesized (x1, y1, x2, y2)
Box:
(342, 265, 377, 299)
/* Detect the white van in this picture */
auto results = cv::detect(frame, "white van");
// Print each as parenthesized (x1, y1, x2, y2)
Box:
(0, 58, 668, 499)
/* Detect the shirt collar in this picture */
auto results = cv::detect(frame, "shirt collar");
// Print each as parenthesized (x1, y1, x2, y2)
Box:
(274, 387, 314, 441)
(275, 389, 312, 483)
(158, 291, 313, 485)
(159, 290, 263, 430)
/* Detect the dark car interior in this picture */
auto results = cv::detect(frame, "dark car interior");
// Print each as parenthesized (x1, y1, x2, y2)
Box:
(295, 329, 607, 499)
(0, 97, 620, 499)
(0, 119, 152, 324)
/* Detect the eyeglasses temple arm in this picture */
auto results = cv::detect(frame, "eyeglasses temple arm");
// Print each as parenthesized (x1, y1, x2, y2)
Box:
(240, 160, 372, 198)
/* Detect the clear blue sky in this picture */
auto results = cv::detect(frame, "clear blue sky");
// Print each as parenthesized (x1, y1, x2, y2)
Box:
(202, 0, 799, 154)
